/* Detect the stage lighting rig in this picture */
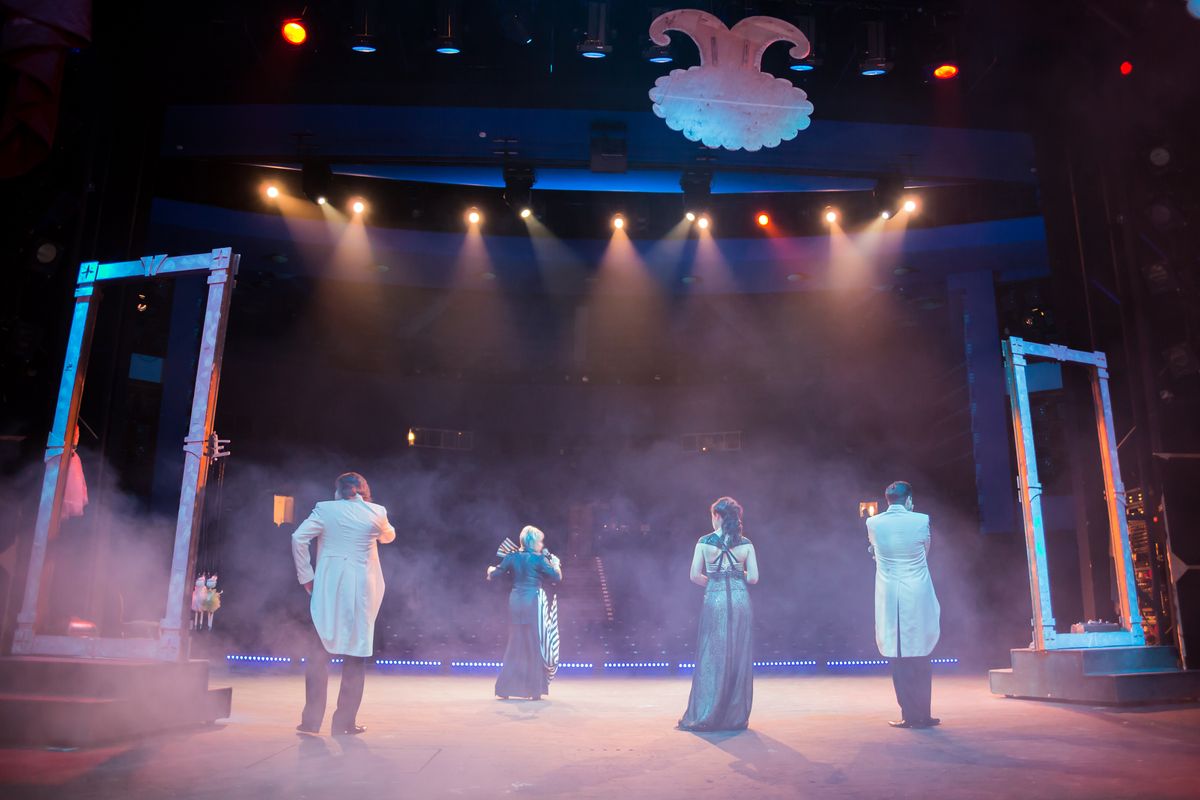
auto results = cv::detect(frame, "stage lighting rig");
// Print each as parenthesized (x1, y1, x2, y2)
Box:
(578, 1, 613, 58)
(788, 15, 821, 72)
(681, 168, 712, 222)
(503, 165, 535, 216)
(859, 21, 892, 76)
(282, 18, 307, 46)
(302, 161, 333, 206)
(436, 0, 462, 54)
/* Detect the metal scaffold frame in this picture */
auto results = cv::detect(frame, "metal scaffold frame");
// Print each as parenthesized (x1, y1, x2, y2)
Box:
(11, 248, 239, 661)
(1002, 336, 1144, 651)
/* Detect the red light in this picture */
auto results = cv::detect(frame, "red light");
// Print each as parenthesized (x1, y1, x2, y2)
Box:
(932, 63, 959, 80)
(282, 19, 307, 46)
(756, 212, 770, 227)
(1119, 61, 1133, 76)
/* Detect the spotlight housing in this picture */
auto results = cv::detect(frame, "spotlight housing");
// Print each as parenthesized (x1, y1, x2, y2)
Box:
(932, 63, 959, 80)
(756, 213, 770, 227)
(351, 199, 366, 214)
(578, 1, 613, 58)
(265, 185, 280, 199)
(789, 16, 821, 72)
(696, 215, 710, 230)
(859, 21, 892, 76)
(643, 43, 672, 63)
(685, 211, 696, 222)
(519, 208, 532, 219)
(612, 214, 625, 230)
(302, 160, 334, 206)
(902, 198, 918, 214)
(282, 19, 307, 46)
(824, 208, 839, 224)
(435, 1, 462, 54)
(467, 208, 482, 225)
(316, 196, 327, 206)
(881, 211, 891, 220)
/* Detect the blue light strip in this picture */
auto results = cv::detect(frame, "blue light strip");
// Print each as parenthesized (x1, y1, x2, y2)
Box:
(602, 661, 671, 669)
(224, 655, 958, 670)
(449, 661, 503, 668)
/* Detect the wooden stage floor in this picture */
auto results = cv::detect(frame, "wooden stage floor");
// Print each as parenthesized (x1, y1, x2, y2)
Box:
(1, 671, 1198, 799)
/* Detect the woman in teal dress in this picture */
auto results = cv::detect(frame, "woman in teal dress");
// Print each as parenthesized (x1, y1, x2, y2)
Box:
(487, 525, 562, 700)
(678, 497, 759, 731)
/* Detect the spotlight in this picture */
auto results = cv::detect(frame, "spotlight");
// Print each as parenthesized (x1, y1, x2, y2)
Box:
(302, 160, 333, 205)
(696, 215, 710, 230)
(1119, 60, 1133, 76)
(435, 0, 461, 54)
(503, 165, 535, 217)
(788, 15, 821, 72)
(881, 211, 891, 220)
(932, 63, 959, 80)
(756, 213, 770, 227)
(467, 208, 482, 225)
(824, 208, 839, 224)
(859, 21, 892, 76)
(612, 214, 625, 230)
(351, 199, 366, 214)
(644, 43, 672, 63)
(316, 196, 327, 206)
(265, 185, 280, 199)
(902, 198, 918, 213)
(578, 1, 613, 58)
(282, 19, 307, 46)
(681, 168, 711, 224)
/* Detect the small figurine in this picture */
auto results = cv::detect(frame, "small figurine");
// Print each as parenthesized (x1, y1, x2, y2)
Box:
(201, 574, 222, 630)
(191, 574, 207, 630)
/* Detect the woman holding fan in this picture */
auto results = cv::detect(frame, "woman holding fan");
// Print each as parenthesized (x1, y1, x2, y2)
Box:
(486, 525, 563, 700)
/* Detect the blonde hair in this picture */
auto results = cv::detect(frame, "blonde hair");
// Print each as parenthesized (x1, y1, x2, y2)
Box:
(519, 525, 544, 551)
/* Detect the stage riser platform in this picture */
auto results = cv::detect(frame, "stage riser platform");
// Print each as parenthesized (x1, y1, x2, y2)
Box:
(0, 657, 232, 747)
(990, 647, 1200, 704)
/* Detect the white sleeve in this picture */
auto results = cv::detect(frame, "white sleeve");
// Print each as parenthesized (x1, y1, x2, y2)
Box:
(291, 506, 324, 584)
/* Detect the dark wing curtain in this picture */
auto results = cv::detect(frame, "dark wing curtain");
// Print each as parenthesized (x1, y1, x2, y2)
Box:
(0, 0, 92, 178)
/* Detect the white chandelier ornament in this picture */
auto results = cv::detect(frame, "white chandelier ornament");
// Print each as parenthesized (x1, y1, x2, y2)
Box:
(647, 9, 814, 152)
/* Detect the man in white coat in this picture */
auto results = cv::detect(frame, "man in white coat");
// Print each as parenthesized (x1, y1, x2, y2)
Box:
(865, 480, 941, 728)
(292, 472, 395, 735)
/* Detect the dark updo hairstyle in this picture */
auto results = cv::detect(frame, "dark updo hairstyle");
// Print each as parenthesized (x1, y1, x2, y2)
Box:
(711, 496, 744, 547)
(335, 472, 372, 502)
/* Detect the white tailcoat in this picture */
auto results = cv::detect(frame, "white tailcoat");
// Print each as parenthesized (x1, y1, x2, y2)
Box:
(865, 504, 940, 658)
(292, 496, 396, 657)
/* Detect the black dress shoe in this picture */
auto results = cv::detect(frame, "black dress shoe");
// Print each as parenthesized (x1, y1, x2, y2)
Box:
(296, 723, 320, 734)
(911, 718, 941, 728)
(332, 725, 366, 736)
(887, 719, 913, 728)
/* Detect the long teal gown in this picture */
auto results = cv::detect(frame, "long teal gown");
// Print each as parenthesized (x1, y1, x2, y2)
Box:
(494, 551, 559, 699)
(678, 533, 754, 731)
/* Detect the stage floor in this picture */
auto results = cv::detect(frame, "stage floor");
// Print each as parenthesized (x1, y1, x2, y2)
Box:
(1, 671, 1198, 799)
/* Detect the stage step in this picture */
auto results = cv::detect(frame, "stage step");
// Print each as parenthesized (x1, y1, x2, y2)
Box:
(0, 657, 232, 747)
(990, 647, 1200, 705)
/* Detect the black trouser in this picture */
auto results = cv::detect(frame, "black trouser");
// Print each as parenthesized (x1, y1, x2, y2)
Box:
(891, 656, 933, 722)
(301, 628, 368, 731)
